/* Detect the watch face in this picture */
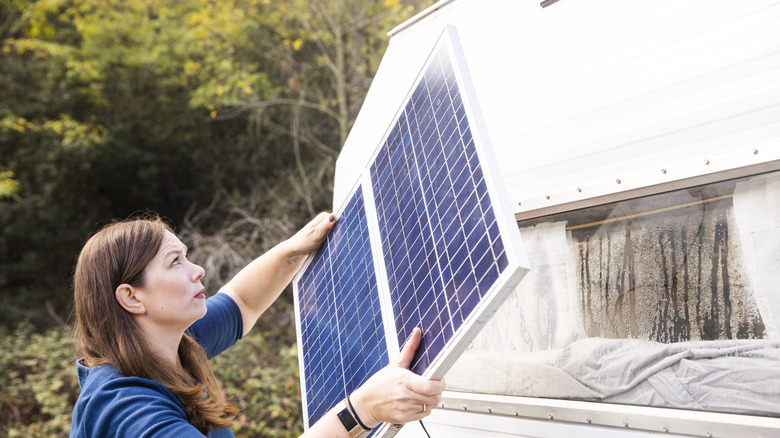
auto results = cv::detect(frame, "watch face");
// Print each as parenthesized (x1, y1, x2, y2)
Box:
(337, 406, 359, 433)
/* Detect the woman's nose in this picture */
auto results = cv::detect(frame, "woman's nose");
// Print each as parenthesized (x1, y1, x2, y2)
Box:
(193, 263, 205, 282)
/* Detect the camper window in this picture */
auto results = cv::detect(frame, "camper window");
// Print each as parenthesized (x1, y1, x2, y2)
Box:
(445, 169, 780, 417)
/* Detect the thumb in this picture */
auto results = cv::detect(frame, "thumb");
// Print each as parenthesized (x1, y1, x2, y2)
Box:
(396, 327, 422, 369)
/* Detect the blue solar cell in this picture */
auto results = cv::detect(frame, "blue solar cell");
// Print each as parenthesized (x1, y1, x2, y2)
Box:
(296, 185, 389, 427)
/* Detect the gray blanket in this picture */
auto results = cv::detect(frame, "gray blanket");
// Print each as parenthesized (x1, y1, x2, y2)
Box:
(446, 338, 780, 416)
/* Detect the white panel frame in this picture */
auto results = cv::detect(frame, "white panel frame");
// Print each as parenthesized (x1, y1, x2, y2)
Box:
(413, 24, 530, 377)
(353, 23, 533, 378)
(364, 24, 531, 438)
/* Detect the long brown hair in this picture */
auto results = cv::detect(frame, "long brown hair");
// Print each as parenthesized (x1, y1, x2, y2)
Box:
(73, 216, 238, 434)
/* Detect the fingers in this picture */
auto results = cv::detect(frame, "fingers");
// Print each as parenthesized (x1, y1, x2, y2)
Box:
(314, 212, 337, 236)
(395, 328, 445, 408)
(406, 376, 447, 398)
(350, 365, 446, 427)
(292, 212, 337, 255)
(391, 397, 439, 423)
(396, 327, 422, 369)
(404, 392, 443, 413)
(307, 211, 335, 232)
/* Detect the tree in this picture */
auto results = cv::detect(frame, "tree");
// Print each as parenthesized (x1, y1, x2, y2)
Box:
(0, 0, 433, 331)
(0, 0, 436, 434)
(191, 0, 433, 216)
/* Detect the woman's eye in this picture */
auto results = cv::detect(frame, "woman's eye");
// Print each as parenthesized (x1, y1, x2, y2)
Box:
(172, 257, 180, 266)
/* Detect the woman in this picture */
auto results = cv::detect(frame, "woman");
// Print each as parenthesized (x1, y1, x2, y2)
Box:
(70, 213, 445, 437)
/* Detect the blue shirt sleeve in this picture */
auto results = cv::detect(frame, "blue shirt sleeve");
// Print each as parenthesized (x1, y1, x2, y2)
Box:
(187, 293, 244, 359)
(71, 365, 206, 438)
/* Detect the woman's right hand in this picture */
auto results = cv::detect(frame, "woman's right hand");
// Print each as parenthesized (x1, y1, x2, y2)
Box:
(349, 328, 446, 427)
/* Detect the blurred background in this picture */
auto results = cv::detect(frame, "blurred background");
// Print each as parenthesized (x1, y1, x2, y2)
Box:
(0, 0, 433, 436)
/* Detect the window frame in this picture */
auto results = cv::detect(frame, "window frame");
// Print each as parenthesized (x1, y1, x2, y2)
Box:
(439, 161, 780, 436)
(438, 391, 780, 436)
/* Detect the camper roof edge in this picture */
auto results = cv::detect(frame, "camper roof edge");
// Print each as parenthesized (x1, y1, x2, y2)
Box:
(514, 159, 780, 222)
(387, 0, 458, 37)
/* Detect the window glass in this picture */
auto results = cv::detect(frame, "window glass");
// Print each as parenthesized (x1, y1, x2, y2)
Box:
(445, 170, 780, 417)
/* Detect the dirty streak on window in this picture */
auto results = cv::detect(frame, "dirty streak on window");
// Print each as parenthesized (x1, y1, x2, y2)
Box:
(569, 194, 765, 344)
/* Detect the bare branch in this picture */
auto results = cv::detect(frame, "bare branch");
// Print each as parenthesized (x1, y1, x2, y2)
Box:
(292, 105, 316, 216)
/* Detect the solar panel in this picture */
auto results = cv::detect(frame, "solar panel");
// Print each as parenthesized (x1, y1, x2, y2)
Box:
(294, 183, 390, 427)
(293, 25, 529, 435)
(369, 41, 511, 376)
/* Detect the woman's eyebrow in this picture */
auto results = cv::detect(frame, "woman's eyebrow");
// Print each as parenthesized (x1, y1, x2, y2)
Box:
(161, 243, 187, 258)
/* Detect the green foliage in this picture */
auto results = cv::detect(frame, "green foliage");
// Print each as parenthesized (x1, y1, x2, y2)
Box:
(0, 324, 78, 437)
(212, 330, 304, 438)
(0, 171, 21, 200)
(0, 322, 305, 437)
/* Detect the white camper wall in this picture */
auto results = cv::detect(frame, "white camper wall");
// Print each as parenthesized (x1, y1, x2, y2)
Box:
(334, 0, 780, 214)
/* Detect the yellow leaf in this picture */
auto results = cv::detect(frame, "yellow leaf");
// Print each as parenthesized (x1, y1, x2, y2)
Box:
(292, 38, 303, 51)
(210, 110, 217, 118)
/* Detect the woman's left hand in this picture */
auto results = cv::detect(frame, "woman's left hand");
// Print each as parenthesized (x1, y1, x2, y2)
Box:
(219, 212, 338, 335)
(286, 212, 338, 258)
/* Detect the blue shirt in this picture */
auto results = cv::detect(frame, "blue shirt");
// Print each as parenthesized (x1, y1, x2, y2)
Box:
(70, 293, 244, 438)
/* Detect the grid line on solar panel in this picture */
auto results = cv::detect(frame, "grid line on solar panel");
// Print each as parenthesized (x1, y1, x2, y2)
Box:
(295, 185, 389, 427)
(368, 42, 510, 375)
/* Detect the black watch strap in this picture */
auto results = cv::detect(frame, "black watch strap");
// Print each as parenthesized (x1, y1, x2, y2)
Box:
(337, 404, 361, 435)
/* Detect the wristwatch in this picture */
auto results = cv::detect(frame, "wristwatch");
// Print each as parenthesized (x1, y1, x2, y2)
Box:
(337, 402, 362, 436)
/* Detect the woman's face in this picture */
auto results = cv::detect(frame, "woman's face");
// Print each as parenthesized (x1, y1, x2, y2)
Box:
(134, 230, 207, 330)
